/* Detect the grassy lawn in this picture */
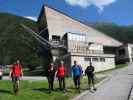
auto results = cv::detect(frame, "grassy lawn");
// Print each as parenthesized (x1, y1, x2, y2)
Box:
(115, 63, 128, 69)
(1, 64, 127, 100)
(0, 76, 104, 100)
(96, 63, 128, 74)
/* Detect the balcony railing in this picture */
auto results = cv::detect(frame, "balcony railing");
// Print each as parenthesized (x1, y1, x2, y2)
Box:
(50, 40, 67, 48)
(70, 49, 103, 54)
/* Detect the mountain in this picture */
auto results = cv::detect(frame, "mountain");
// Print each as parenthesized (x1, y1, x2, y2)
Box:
(0, 13, 42, 69)
(89, 22, 133, 43)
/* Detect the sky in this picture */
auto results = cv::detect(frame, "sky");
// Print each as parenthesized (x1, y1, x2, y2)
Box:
(0, 0, 133, 25)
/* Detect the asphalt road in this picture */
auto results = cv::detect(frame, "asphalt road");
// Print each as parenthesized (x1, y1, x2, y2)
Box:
(73, 64, 133, 100)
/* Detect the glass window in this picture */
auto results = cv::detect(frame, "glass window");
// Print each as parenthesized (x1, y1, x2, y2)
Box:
(92, 58, 99, 62)
(52, 35, 60, 41)
(118, 49, 125, 56)
(84, 57, 91, 62)
(100, 58, 105, 62)
(131, 48, 133, 53)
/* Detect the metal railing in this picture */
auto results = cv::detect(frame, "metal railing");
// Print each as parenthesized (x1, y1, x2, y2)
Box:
(70, 49, 103, 54)
(50, 40, 67, 49)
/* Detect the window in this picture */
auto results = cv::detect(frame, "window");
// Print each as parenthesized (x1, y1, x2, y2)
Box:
(100, 58, 105, 62)
(68, 33, 86, 41)
(92, 58, 99, 62)
(84, 57, 91, 62)
(131, 48, 133, 53)
(52, 35, 60, 41)
(118, 49, 125, 56)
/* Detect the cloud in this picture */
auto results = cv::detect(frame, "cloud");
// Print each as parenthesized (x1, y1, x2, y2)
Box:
(65, 0, 116, 13)
(24, 16, 37, 21)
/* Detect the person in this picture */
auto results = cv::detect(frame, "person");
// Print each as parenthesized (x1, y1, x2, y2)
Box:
(47, 62, 56, 93)
(85, 62, 96, 91)
(0, 65, 3, 80)
(9, 59, 23, 95)
(72, 61, 83, 91)
(56, 60, 66, 92)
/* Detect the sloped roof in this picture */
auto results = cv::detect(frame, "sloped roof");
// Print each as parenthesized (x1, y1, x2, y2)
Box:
(38, 5, 122, 47)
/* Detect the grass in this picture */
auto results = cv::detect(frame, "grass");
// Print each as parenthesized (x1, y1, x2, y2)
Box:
(0, 76, 104, 100)
(1, 64, 127, 100)
(96, 63, 128, 74)
(115, 63, 128, 69)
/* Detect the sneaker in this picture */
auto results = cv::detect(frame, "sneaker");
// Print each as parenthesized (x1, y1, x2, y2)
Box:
(93, 88, 97, 91)
(48, 90, 51, 94)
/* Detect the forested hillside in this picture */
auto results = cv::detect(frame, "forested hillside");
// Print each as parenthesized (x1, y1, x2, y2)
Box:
(91, 22, 133, 43)
(0, 13, 42, 69)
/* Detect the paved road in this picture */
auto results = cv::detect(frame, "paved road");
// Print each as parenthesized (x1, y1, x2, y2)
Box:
(73, 64, 133, 100)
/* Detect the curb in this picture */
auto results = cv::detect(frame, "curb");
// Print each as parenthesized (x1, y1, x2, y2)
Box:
(72, 75, 112, 100)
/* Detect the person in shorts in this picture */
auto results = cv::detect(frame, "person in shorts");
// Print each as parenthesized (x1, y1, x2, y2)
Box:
(56, 60, 66, 92)
(9, 59, 23, 95)
(85, 62, 96, 91)
(72, 61, 83, 91)
(47, 62, 56, 93)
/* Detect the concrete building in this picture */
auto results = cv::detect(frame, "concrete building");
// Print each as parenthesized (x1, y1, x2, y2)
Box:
(116, 43, 133, 63)
(37, 5, 122, 74)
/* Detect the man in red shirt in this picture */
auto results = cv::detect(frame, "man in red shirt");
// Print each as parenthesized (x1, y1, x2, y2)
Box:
(9, 59, 23, 95)
(56, 60, 66, 92)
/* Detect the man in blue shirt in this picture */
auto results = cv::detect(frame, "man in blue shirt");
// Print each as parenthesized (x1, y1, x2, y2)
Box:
(72, 61, 83, 90)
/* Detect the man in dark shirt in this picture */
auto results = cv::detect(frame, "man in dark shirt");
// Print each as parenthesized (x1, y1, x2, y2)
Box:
(47, 62, 56, 93)
(85, 62, 96, 91)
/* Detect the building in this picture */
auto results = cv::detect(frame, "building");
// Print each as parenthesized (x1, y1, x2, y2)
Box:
(37, 5, 122, 74)
(116, 43, 133, 63)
